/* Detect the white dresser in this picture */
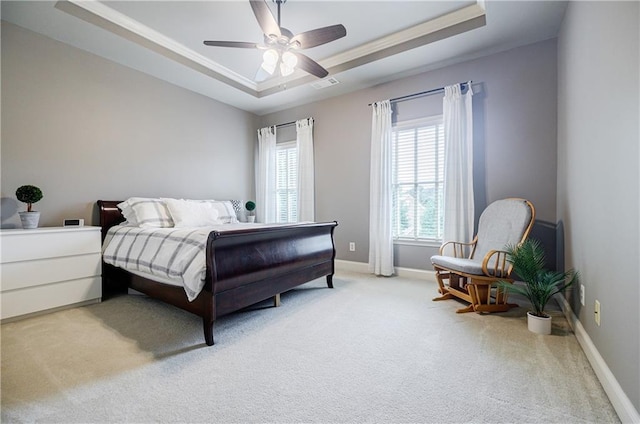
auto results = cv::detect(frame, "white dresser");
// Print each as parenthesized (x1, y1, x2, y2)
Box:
(0, 226, 102, 320)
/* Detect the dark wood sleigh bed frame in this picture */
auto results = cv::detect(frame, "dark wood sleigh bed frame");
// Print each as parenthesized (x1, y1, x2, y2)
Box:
(97, 200, 338, 346)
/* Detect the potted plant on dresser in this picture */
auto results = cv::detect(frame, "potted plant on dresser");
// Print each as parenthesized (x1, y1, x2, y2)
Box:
(245, 200, 256, 223)
(499, 238, 578, 335)
(16, 185, 43, 229)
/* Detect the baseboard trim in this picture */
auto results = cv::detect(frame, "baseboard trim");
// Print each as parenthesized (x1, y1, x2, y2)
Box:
(396, 266, 436, 282)
(334, 259, 369, 274)
(334, 260, 436, 282)
(557, 296, 640, 423)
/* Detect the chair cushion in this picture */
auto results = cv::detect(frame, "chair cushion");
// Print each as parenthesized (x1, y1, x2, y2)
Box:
(431, 255, 484, 275)
(474, 198, 532, 259)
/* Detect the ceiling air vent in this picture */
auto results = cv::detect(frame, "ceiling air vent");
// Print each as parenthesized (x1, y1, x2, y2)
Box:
(311, 77, 340, 90)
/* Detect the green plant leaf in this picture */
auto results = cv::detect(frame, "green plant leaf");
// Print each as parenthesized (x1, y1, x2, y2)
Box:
(15, 185, 43, 212)
(497, 239, 577, 316)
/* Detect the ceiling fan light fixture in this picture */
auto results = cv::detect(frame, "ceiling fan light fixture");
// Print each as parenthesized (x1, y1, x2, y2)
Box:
(280, 51, 298, 75)
(280, 63, 294, 76)
(261, 48, 279, 74)
(282, 51, 297, 67)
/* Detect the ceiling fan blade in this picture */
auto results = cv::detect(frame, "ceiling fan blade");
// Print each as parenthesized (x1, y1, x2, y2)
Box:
(294, 52, 329, 79)
(203, 41, 259, 49)
(291, 24, 346, 49)
(249, 0, 281, 37)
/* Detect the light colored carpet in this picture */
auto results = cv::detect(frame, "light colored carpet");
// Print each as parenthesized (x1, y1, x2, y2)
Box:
(1, 271, 620, 423)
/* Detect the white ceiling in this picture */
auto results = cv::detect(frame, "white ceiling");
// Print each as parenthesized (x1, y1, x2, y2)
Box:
(1, 1, 567, 115)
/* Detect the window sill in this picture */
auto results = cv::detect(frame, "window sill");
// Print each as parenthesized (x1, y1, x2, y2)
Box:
(393, 239, 442, 248)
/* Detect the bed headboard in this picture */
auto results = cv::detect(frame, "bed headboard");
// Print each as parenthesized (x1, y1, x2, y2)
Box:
(97, 200, 125, 241)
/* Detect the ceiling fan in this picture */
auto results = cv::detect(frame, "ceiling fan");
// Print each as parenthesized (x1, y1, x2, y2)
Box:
(203, 0, 346, 81)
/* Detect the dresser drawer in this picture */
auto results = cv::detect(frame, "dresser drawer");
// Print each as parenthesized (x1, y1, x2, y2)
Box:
(1, 277, 101, 319)
(1, 253, 102, 291)
(0, 227, 101, 263)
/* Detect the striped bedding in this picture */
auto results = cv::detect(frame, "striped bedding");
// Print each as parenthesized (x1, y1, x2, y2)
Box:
(103, 224, 263, 301)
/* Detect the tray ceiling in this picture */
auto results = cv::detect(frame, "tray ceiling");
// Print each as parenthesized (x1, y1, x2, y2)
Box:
(1, 1, 567, 115)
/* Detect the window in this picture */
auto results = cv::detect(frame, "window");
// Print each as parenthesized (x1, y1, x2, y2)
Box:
(392, 116, 444, 243)
(276, 141, 298, 223)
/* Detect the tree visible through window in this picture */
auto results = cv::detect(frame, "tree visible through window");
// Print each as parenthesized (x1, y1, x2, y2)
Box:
(276, 141, 297, 223)
(392, 116, 444, 242)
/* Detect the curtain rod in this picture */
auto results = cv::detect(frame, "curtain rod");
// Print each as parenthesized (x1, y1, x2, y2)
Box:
(274, 117, 313, 128)
(368, 81, 472, 106)
(275, 121, 296, 128)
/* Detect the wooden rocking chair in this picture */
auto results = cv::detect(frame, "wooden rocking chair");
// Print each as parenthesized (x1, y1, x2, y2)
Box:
(431, 198, 535, 313)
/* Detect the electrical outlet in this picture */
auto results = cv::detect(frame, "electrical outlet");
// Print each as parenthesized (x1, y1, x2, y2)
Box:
(349, 242, 355, 252)
(594, 300, 601, 326)
(580, 284, 585, 306)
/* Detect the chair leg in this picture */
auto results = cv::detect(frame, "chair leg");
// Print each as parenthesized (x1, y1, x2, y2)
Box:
(433, 271, 474, 309)
(433, 292, 454, 301)
(434, 270, 449, 295)
(466, 283, 483, 312)
(456, 304, 475, 313)
(467, 281, 519, 313)
(433, 271, 458, 301)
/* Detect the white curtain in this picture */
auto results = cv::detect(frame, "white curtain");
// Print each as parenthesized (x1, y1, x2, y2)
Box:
(256, 126, 277, 223)
(442, 82, 475, 244)
(296, 118, 315, 222)
(368, 100, 394, 276)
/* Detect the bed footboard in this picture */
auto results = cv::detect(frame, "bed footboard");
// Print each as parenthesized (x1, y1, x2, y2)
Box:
(202, 222, 337, 344)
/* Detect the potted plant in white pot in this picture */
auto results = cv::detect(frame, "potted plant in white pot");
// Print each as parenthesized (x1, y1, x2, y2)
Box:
(16, 184, 43, 229)
(245, 200, 256, 223)
(498, 238, 578, 335)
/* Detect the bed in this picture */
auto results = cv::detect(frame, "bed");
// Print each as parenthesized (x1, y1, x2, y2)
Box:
(97, 200, 338, 346)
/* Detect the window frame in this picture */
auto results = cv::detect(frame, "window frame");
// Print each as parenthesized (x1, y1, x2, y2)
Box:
(391, 115, 445, 247)
(275, 140, 298, 223)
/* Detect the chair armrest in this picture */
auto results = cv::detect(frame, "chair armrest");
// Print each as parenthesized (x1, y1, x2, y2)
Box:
(439, 236, 478, 258)
(481, 249, 513, 278)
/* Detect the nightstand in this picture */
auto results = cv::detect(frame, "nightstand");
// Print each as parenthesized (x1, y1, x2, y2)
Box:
(0, 226, 102, 321)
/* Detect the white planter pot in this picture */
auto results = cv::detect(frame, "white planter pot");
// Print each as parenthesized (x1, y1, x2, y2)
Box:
(247, 215, 256, 223)
(19, 211, 41, 229)
(527, 311, 552, 335)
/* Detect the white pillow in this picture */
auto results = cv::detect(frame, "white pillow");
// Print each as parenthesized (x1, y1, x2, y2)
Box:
(163, 198, 221, 227)
(208, 200, 239, 224)
(117, 202, 137, 225)
(117, 198, 174, 228)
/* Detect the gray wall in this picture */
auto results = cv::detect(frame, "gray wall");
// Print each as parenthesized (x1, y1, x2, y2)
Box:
(260, 39, 559, 269)
(557, 1, 640, 412)
(1, 22, 257, 228)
